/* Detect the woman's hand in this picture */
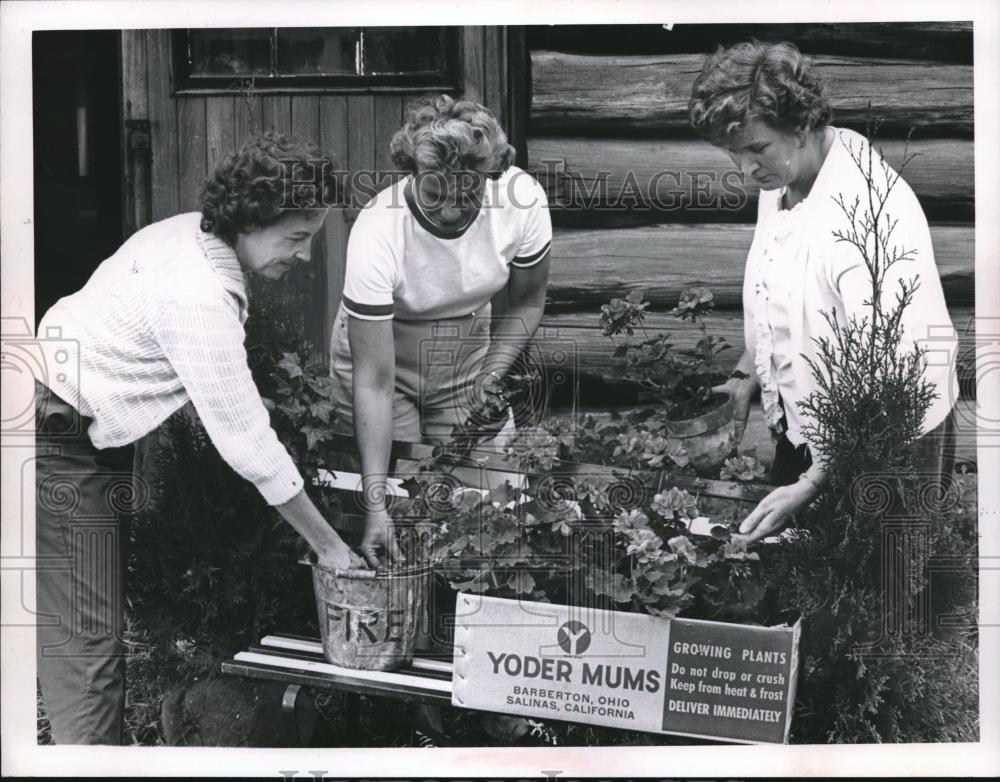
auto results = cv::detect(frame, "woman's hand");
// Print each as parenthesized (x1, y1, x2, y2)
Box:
(314, 538, 357, 572)
(713, 375, 755, 444)
(360, 508, 405, 568)
(735, 478, 820, 544)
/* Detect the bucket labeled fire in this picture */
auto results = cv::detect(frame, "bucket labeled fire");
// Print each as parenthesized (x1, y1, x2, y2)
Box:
(311, 563, 432, 671)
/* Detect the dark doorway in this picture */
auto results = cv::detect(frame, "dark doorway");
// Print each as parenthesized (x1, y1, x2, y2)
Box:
(33, 30, 123, 324)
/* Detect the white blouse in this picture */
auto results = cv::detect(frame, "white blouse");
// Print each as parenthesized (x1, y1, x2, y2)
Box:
(742, 127, 958, 449)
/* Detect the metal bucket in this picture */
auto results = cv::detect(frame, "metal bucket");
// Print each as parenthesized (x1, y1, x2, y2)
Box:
(665, 392, 736, 477)
(311, 562, 431, 671)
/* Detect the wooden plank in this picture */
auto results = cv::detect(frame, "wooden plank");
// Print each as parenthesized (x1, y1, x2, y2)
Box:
(545, 224, 974, 310)
(320, 94, 350, 170)
(177, 98, 207, 212)
(120, 30, 149, 236)
(260, 635, 455, 674)
(221, 659, 454, 706)
(483, 25, 506, 124)
(145, 30, 180, 220)
(290, 96, 326, 357)
(206, 96, 236, 170)
(232, 652, 453, 693)
(527, 22, 973, 64)
(121, 31, 149, 121)
(291, 94, 321, 146)
(320, 96, 351, 353)
(528, 136, 974, 224)
(235, 87, 262, 145)
(531, 51, 974, 137)
(319, 433, 772, 505)
(347, 94, 377, 207)
(374, 94, 404, 188)
(247, 646, 453, 680)
(461, 26, 486, 104)
(505, 27, 530, 167)
(534, 304, 976, 386)
(261, 94, 292, 137)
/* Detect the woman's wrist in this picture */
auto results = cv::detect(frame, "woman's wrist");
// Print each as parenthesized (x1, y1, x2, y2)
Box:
(797, 468, 826, 499)
(725, 373, 757, 399)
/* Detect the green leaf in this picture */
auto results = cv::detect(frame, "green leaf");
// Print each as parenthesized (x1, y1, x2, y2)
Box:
(495, 524, 520, 544)
(507, 571, 536, 594)
(587, 568, 634, 603)
(301, 425, 331, 451)
(277, 352, 304, 379)
(309, 399, 335, 423)
(276, 398, 306, 420)
(399, 476, 425, 498)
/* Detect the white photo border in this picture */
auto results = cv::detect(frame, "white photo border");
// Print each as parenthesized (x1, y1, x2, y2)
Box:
(2, 0, 998, 776)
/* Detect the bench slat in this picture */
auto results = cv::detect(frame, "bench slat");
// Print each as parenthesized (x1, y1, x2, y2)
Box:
(220, 659, 454, 706)
(261, 634, 455, 674)
(248, 645, 454, 683)
(232, 651, 453, 694)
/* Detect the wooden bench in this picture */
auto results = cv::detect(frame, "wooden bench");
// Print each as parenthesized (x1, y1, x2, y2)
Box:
(221, 433, 773, 745)
(221, 632, 454, 745)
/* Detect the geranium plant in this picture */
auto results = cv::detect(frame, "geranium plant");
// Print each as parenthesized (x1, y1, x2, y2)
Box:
(400, 414, 767, 630)
(601, 286, 732, 420)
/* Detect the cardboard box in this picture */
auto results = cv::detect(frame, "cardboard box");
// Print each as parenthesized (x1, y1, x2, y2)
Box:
(452, 594, 801, 744)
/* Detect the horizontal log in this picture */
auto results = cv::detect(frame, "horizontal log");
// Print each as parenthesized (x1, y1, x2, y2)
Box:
(530, 51, 974, 137)
(527, 23, 973, 63)
(528, 136, 974, 224)
(545, 224, 974, 310)
(532, 304, 977, 391)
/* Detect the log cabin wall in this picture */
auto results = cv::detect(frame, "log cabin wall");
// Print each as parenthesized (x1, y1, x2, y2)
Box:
(119, 27, 518, 356)
(523, 23, 976, 420)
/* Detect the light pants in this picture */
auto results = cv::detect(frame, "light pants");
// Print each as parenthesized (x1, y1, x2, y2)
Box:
(329, 302, 514, 447)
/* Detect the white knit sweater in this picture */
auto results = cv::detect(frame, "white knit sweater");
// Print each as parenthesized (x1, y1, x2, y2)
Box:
(37, 212, 304, 506)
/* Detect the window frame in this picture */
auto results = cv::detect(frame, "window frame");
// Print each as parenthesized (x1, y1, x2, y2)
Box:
(172, 27, 461, 94)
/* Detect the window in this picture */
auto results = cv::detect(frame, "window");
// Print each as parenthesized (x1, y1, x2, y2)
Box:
(174, 27, 458, 92)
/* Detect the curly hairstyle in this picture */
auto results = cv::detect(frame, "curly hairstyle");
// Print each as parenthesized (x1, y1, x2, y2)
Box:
(389, 94, 516, 178)
(688, 41, 832, 146)
(199, 132, 339, 245)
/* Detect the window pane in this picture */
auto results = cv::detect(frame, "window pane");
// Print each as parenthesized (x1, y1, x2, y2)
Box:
(276, 28, 359, 75)
(187, 29, 272, 77)
(362, 27, 444, 74)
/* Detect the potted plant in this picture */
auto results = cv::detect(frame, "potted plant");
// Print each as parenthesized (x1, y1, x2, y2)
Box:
(599, 286, 736, 476)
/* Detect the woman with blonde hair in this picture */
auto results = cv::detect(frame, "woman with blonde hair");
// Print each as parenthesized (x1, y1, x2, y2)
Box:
(330, 94, 552, 565)
(688, 41, 957, 542)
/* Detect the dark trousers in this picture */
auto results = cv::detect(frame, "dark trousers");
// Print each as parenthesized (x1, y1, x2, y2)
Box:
(770, 410, 957, 490)
(35, 385, 135, 745)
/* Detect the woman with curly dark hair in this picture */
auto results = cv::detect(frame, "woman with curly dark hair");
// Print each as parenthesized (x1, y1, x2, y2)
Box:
(688, 42, 957, 542)
(34, 132, 359, 744)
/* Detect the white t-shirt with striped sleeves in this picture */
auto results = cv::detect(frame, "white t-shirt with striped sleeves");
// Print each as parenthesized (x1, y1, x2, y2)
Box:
(342, 165, 552, 321)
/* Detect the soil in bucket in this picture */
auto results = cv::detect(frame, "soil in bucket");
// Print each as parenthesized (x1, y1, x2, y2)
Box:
(311, 559, 431, 671)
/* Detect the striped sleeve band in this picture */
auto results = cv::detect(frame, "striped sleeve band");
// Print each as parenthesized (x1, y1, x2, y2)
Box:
(511, 240, 552, 269)
(342, 296, 394, 320)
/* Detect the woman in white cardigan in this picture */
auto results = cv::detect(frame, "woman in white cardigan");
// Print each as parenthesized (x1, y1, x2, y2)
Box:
(688, 41, 958, 543)
(35, 133, 356, 744)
